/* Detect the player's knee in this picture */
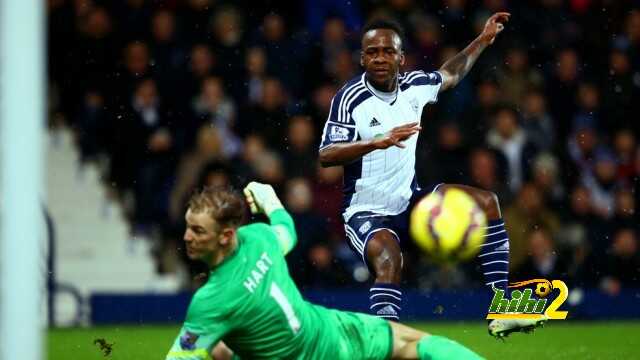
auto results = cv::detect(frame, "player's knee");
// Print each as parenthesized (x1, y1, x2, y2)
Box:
(477, 190, 500, 219)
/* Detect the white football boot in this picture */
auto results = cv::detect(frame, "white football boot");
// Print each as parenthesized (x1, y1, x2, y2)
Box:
(488, 315, 548, 339)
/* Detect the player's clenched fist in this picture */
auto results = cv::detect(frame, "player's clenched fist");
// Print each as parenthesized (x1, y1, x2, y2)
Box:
(372, 122, 421, 149)
(243, 181, 284, 216)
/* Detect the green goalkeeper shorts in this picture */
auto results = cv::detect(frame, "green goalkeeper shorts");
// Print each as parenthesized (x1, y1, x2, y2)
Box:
(328, 309, 393, 360)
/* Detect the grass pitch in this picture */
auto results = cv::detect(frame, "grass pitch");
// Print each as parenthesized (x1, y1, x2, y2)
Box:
(48, 321, 639, 359)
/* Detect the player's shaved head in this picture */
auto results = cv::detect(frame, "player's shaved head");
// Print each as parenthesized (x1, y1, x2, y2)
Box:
(361, 18, 405, 50)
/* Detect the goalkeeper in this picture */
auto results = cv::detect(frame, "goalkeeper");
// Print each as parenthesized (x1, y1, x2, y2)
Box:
(165, 182, 484, 360)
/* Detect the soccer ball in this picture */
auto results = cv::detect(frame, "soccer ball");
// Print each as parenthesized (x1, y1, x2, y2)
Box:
(409, 189, 487, 262)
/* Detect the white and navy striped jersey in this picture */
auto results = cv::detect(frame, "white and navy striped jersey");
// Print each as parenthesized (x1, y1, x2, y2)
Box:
(319, 71, 443, 221)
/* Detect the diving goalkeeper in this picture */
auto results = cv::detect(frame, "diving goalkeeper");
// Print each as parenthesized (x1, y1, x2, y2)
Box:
(165, 182, 484, 360)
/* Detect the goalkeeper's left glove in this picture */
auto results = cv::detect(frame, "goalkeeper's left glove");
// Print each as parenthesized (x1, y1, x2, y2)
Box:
(243, 181, 284, 216)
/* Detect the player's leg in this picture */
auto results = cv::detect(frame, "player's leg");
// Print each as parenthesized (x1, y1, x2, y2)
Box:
(345, 213, 404, 320)
(435, 184, 509, 293)
(389, 322, 484, 360)
(435, 184, 546, 337)
(365, 230, 403, 320)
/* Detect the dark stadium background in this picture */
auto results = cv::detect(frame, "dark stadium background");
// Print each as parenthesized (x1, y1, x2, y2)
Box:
(46, 0, 640, 326)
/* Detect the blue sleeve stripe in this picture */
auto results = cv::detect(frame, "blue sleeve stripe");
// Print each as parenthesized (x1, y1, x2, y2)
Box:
(338, 83, 365, 124)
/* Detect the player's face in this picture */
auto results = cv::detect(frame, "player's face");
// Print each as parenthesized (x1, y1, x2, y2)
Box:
(361, 29, 405, 90)
(183, 209, 222, 261)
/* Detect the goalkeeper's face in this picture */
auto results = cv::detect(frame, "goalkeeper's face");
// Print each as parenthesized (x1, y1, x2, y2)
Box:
(183, 208, 233, 261)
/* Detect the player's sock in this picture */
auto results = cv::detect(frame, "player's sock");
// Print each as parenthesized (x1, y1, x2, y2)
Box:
(417, 335, 484, 360)
(477, 219, 510, 292)
(369, 283, 402, 321)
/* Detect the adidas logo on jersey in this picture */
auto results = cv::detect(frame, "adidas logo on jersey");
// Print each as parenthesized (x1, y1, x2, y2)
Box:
(377, 305, 398, 316)
(369, 117, 381, 127)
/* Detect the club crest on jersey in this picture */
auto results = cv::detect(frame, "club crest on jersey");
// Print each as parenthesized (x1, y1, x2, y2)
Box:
(369, 117, 381, 127)
(180, 331, 199, 350)
(359, 221, 372, 234)
(409, 98, 420, 115)
(328, 125, 350, 141)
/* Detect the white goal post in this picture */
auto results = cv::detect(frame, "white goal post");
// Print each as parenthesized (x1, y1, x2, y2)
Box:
(0, 0, 45, 359)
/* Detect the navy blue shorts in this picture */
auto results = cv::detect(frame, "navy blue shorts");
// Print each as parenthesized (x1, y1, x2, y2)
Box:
(344, 183, 444, 263)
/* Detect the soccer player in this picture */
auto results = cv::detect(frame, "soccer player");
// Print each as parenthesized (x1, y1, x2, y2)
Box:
(318, 14, 544, 336)
(165, 182, 484, 359)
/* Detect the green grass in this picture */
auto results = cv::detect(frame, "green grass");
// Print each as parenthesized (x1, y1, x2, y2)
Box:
(48, 321, 640, 359)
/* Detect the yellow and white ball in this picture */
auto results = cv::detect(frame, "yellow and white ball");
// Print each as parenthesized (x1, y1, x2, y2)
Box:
(410, 189, 487, 262)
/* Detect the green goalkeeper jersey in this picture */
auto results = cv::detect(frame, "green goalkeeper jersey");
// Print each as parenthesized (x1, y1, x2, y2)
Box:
(166, 209, 392, 360)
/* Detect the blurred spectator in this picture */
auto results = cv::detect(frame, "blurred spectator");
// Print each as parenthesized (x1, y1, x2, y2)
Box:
(547, 49, 580, 139)
(284, 178, 340, 287)
(283, 115, 317, 178)
(184, 44, 217, 105)
(486, 106, 538, 192)
(74, 90, 109, 162)
(115, 0, 152, 40)
(191, 76, 242, 157)
(581, 148, 619, 219)
(572, 82, 601, 133)
(495, 46, 544, 107)
(531, 152, 564, 209)
(504, 183, 561, 270)
(460, 78, 500, 145)
(242, 77, 289, 149)
(565, 126, 598, 186)
(66, 6, 116, 112)
(613, 129, 637, 183)
(150, 9, 187, 107)
(611, 188, 637, 231)
(513, 228, 568, 280)
(412, 15, 441, 70)
(111, 78, 177, 229)
(521, 89, 555, 152)
(304, 0, 363, 38)
(602, 48, 635, 130)
(600, 228, 640, 295)
(252, 13, 302, 92)
(419, 122, 468, 186)
(210, 6, 246, 98)
(230, 134, 265, 182)
(244, 47, 268, 105)
(178, 0, 215, 41)
(312, 165, 344, 241)
(307, 17, 352, 86)
(169, 126, 225, 226)
(467, 148, 510, 203)
(111, 41, 153, 108)
(252, 150, 286, 189)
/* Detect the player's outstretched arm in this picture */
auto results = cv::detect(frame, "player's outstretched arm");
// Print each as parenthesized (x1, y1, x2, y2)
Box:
(438, 12, 510, 91)
(243, 182, 298, 255)
(319, 122, 421, 167)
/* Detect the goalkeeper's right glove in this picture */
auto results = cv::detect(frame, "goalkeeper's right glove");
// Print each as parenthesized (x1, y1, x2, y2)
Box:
(243, 181, 284, 216)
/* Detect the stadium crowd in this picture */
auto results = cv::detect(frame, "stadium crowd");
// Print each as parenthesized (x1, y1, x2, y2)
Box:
(48, 0, 640, 294)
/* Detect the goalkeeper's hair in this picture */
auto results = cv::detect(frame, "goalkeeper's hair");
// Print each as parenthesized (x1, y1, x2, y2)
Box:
(188, 186, 246, 229)
(361, 17, 405, 50)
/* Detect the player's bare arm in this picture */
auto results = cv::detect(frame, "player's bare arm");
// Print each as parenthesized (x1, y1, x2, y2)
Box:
(318, 122, 421, 167)
(438, 12, 510, 91)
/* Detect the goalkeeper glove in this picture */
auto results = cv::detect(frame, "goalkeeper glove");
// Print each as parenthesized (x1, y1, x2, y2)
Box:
(243, 181, 284, 216)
